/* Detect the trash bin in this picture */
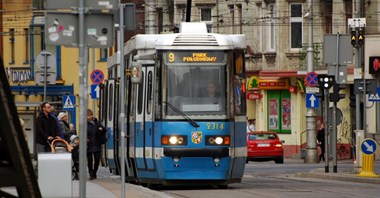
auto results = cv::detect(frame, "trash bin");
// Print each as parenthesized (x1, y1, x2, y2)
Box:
(38, 153, 72, 197)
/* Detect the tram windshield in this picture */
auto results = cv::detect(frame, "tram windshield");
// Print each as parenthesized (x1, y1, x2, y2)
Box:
(166, 64, 227, 118)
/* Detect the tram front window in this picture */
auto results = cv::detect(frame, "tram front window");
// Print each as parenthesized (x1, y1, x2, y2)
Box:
(166, 64, 227, 118)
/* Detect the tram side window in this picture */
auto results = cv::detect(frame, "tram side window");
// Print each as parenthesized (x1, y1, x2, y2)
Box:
(137, 72, 144, 114)
(108, 84, 113, 121)
(233, 52, 246, 115)
(147, 71, 153, 114)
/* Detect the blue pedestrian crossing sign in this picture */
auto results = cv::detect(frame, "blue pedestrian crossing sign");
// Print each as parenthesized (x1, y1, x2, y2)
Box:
(91, 84, 100, 99)
(361, 138, 377, 155)
(62, 95, 75, 110)
(306, 93, 319, 108)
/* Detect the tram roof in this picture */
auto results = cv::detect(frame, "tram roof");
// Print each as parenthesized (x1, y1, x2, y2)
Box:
(124, 33, 246, 53)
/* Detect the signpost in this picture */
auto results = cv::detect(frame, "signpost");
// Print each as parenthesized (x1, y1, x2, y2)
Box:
(45, 1, 117, 197)
(90, 69, 105, 84)
(91, 84, 100, 99)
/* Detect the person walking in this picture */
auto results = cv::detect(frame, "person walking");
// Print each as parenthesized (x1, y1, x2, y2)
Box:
(35, 102, 61, 154)
(317, 123, 326, 162)
(86, 109, 106, 180)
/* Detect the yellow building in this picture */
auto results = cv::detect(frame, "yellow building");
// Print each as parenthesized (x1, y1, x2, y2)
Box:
(2, 0, 111, 153)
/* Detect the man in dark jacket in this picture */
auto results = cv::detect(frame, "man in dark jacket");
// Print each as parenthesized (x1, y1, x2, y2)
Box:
(86, 109, 106, 180)
(35, 102, 61, 154)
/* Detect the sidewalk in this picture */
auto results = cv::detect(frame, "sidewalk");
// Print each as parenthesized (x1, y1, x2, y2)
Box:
(294, 159, 380, 184)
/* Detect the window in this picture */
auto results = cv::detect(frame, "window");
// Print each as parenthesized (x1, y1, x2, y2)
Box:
(200, 8, 212, 33)
(237, 4, 242, 34)
(24, 28, 29, 64)
(137, 72, 144, 114)
(9, 29, 15, 64)
(290, 4, 303, 49)
(267, 90, 291, 133)
(108, 84, 113, 121)
(99, 48, 108, 62)
(147, 71, 153, 114)
(228, 5, 234, 34)
(268, 4, 276, 51)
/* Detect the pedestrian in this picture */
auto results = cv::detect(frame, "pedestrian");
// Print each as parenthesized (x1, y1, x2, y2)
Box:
(70, 135, 80, 180)
(317, 123, 326, 162)
(35, 102, 61, 154)
(247, 118, 256, 132)
(50, 105, 64, 139)
(58, 112, 75, 143)
(87, 109, 106, 180)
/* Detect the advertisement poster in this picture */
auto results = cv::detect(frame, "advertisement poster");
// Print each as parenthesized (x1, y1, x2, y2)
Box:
(269, 98, 279, 130)
(282, 98, 291, 130)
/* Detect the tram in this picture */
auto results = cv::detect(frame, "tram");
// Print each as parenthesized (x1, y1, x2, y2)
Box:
(99, 22, 247, 187)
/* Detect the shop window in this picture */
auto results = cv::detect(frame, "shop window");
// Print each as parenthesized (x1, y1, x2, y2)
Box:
(267, 90, 291, 133)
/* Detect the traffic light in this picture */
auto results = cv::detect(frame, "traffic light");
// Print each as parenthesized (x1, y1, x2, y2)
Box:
(351, 31, 357, 47)
(317, 75, 335, 89)
(358, 30, 364, 46)
(330, 84, 346, 103)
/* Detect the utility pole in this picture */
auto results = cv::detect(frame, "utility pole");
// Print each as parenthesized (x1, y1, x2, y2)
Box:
(305, 0, 318, 163)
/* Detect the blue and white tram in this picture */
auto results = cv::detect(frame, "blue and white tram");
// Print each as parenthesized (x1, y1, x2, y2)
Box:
(100, 22, 247, 187)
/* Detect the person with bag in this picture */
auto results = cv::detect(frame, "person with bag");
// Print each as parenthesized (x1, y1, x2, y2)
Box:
(86, 109, 106, 180)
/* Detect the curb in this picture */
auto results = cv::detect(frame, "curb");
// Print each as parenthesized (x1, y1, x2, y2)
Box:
(295, 172, 380, 184)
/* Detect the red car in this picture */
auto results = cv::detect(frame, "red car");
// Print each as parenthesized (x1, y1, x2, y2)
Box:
(246, 131, 284, 164)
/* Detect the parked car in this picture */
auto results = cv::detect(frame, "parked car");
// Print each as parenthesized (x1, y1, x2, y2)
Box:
(246, 131, 284, 164)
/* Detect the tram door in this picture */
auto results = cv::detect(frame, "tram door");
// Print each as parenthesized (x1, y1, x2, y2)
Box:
(135, 65, 155, 170)
(106, 79, 120, 174)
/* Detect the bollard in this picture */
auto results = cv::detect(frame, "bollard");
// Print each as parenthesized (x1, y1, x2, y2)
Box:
(356, 138, 379, 178)
(356, 154, 379, 178)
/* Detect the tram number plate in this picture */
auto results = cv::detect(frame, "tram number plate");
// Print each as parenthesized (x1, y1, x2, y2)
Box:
(258, 143, 270, 147)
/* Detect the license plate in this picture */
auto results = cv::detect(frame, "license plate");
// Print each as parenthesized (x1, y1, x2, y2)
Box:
(258, 143, 270, 147)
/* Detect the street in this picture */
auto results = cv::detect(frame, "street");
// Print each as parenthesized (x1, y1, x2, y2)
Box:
(157, 159, 380, 198)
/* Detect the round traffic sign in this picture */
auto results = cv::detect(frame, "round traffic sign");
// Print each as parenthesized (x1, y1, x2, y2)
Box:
(90, 69, 105, 84)
(305, 72, 318, 87)
(35, 50, 56, 72)
(361, 138, 378, 155)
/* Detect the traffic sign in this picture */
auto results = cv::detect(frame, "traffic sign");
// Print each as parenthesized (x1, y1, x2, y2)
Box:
(91, 84, 100, 99)
(306, 93, 319, 108)
(305, 72, 319, 87)
(90, 69, 105, 84)
(63, 95, 75, 110)
(361, 139, 377, 155)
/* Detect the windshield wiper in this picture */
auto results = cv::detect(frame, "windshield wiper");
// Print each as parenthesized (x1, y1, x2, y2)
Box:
(164, 101, 199, 128)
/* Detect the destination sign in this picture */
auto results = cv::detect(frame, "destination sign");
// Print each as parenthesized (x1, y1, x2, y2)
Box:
(167, 51, 225, 63)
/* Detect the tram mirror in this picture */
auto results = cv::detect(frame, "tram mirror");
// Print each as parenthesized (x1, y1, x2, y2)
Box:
(130, 61, 142, 84)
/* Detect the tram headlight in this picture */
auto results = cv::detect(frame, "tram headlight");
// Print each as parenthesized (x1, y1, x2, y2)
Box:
(169, 136, 178, 144)
(215, 137, 223, 145)
(206, 135, 230, 145)
(161, 135, 187, 145)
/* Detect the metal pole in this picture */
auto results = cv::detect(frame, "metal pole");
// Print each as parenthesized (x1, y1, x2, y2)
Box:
(92, 48, 95, 112)
(43, 52, 47, 102)
(324, 89, 329, 172)
(119, 3, 126, 198)
(333, 34, 340, 173)
(78, 0, 88, 197)
(363, 78, 366, 136)
(305, 0, 317, 163)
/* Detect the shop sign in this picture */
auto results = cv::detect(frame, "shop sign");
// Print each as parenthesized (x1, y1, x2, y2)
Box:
(246, 92, 262, 100)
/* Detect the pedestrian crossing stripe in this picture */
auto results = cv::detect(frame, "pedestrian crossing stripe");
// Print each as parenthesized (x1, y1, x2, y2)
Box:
(64, 96, 74, 109)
